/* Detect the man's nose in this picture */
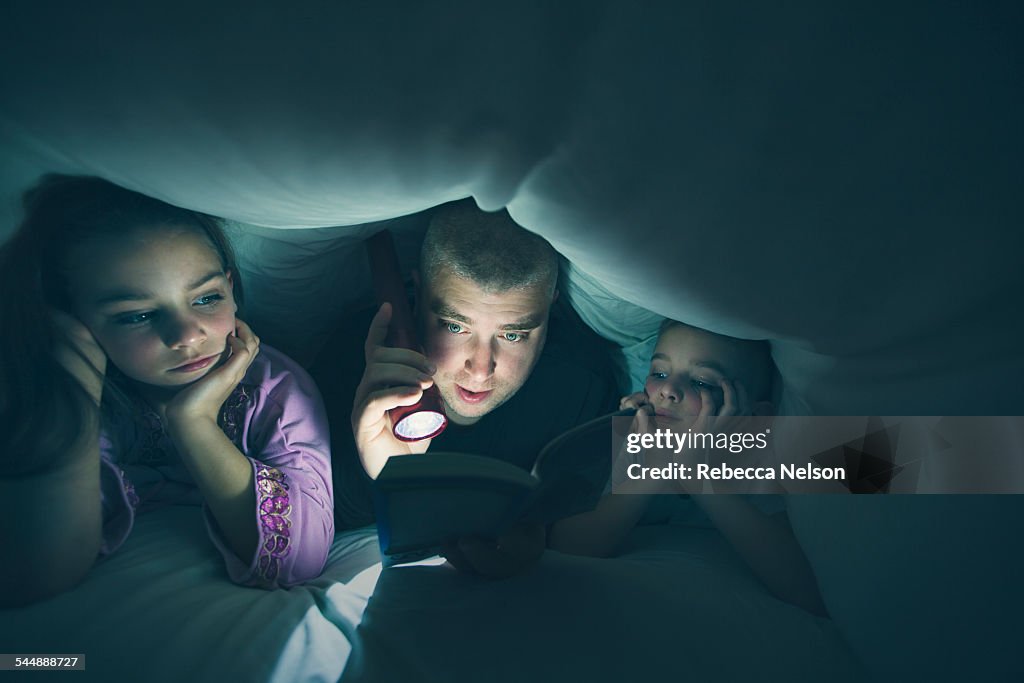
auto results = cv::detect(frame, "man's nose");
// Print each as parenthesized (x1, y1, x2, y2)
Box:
(464, 337, 496, 382)
(162, 312, 207, 348)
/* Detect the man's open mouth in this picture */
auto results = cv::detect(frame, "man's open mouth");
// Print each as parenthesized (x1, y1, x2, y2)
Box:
(455, 385, 493, 404)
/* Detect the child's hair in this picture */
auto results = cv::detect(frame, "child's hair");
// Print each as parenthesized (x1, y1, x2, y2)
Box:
(659, 319, 776, 403)
(0, 174, 242, 476)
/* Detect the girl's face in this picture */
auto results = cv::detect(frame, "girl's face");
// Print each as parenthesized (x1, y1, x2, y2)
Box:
(68, 225, 237, 392)
(644, 323, 769, 419)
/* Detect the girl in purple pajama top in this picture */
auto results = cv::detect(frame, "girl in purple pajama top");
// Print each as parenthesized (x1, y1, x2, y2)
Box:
(0, 175, 334, 606)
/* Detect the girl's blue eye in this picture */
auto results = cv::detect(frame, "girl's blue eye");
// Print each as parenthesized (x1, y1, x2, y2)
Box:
(650, 371, 668, 380)
(446, 322, 464, 334)
(691, 379, 715, 390)
(116, 311, 154, 326)
(195, 293, 223, 306)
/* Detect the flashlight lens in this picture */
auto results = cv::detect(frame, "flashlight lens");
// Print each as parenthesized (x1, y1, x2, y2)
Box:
(394, 410, 447, 440)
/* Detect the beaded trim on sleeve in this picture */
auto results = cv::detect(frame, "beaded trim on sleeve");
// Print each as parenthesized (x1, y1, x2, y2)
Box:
(255, 465, 292, 585)
(218, 384, 253, 446)
(122, 473, 140, 509)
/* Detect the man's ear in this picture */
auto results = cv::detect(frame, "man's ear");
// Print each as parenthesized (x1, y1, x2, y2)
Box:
(752, 401, 776, 417)
(551, 287, 560, 305)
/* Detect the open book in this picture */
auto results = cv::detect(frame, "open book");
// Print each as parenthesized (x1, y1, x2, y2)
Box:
(371, 410, 629, 556)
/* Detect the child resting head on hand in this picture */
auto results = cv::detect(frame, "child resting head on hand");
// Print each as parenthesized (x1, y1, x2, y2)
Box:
(550, 319, 827, 616)
(621, 319, 775, 421)
(0, 175, 334, 606)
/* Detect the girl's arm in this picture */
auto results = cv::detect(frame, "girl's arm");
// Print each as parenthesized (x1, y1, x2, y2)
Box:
(687, 493, 828, 617)
(166, 323, 334, 587)
(551, 383, 827, 616)
(232, 353, 335, 587)
(0, 312, 106, 606)
(549, 407, 666, 557)
(0, 429, 104, 607)
(164, 323, 261, 563)
(683, 383, 827, 616)
(165, 417, 259, 561)
(548, 477, 668, 557)
(552, 405, 671, 557)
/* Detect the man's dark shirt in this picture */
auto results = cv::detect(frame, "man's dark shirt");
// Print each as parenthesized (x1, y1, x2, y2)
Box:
(309, 300, 619, 530)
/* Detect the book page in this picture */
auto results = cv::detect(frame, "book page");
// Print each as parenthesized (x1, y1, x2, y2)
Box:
(525, 411, 627, 523)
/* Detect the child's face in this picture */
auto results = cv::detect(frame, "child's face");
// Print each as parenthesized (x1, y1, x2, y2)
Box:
(69, 226, 237, 391)
(645, 323, 769, 419)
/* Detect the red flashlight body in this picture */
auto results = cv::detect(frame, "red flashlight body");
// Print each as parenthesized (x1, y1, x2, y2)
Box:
(366, 230, 448, 442)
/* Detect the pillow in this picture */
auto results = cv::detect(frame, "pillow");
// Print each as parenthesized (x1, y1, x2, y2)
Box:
(559, 259, 663, 393)
(225, 214, 430, 366)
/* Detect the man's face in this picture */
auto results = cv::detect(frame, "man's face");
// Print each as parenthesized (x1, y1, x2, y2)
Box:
(417, 271, 553, 425)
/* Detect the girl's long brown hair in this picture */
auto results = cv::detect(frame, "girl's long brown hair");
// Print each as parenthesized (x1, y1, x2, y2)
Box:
(0, 175, 243, 477)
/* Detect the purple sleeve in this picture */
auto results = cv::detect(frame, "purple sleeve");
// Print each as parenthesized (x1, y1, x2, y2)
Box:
(204, 347, 335, 588)
(97, 431, 138, 558)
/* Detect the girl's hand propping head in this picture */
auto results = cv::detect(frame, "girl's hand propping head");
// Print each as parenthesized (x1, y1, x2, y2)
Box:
(619, 391, 653, 414)
(69, 226, 239, 393)
(1, 175, 251, 469)
(50, 308, 107, 407)
(164, 320, 260, 425)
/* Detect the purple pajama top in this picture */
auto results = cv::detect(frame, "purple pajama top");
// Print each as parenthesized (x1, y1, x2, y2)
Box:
(98, 344, 334, 588)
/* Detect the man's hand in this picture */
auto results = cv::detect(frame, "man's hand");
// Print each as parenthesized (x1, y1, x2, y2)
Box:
(50, 309, 106, 407)
(165, 320, 260, 425)
(351, 303, 436, 478)
(441, 522, 546, 579)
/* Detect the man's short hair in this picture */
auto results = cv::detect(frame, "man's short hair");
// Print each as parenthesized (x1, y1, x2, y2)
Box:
(420, 199, 558, 297)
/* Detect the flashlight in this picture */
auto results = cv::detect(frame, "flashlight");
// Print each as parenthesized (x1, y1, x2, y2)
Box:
(366, 230, 448, 442)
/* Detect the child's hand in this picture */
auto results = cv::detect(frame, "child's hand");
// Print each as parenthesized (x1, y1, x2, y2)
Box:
(351, 304, 435, 477)
(50, 309, 106, 407)
(654, 379, 762, 492)
(700, 378, 751, 423)
(441, 522, 546, 579)
(630, 381, 748, 457)
(653, 378, 751, 439)
(165, 319, 260, 425)
(620, 391, 653, 414)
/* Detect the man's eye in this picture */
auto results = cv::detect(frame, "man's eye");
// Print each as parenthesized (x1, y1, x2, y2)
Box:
(446, 322, 464, 334)
(502, 332, 526, 343)
(194, 293, 223, 306)
(116, 311, 154, 326)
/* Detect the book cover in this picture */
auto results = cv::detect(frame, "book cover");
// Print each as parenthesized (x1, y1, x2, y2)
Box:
(371, 410, 627, 555)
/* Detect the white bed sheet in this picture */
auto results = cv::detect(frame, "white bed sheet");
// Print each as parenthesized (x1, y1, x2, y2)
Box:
(0, 507, 380, 683)
(1, 506, 864, 682)
(342, 525, 863, 683)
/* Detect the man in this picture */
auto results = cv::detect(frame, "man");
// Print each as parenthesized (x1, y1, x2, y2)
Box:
(312, 200, 617, 573)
